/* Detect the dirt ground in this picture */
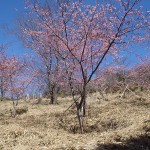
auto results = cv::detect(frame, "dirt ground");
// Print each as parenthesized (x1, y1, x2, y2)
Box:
(0, 92, 150, 150)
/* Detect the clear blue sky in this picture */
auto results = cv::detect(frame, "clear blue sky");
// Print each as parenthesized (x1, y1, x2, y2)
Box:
(0, 0, 26, 56)
(0, 0, 150, 65)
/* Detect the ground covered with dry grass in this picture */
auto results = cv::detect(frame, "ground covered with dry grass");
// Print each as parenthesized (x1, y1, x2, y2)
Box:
(0, 92, 150, 150)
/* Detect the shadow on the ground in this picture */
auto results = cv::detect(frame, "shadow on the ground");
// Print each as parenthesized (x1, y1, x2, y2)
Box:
(95, 134, 150, 150)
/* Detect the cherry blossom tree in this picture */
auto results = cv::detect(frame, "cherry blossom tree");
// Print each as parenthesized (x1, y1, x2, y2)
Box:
(21, 0, 149, 133)
(94, 65, 125, 95)
(0, 45, 8, 100)
(129, 60, 150, 90)
(0, 44, 30, 100)
(17, 10, 65, 104)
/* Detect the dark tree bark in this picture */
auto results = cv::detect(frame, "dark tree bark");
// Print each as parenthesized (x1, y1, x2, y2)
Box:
(0, 90, 4, 101)
(77, 78, 88, 133)
(50, 84, 58, 104)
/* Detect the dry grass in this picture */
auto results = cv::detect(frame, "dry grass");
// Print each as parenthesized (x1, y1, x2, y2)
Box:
(0, 92, 149, 150)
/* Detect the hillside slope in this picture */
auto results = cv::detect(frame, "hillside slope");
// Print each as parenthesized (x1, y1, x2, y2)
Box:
(0, 92, 150, 150)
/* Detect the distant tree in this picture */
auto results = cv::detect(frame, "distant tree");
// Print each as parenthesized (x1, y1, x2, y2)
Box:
(0, 44, 31, 116)
(129, 60, 150, 90)
(0, 45, 8, 100)
(17, 8, 64, 104)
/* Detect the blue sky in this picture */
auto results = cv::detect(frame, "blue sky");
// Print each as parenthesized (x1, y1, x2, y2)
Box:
(0, 0, 26, 56)
(0, 0, 150, 65)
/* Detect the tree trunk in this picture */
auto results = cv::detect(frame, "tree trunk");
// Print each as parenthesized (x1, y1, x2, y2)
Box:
(50, 85, 58, 104)
(121, 84, 128, 99)
(77, 106, 84, 134)
(77, 84, 87, 133)
(11, 100, 17, 118)
(0, 89, 4, 101)
(82, 88, 87, 117)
